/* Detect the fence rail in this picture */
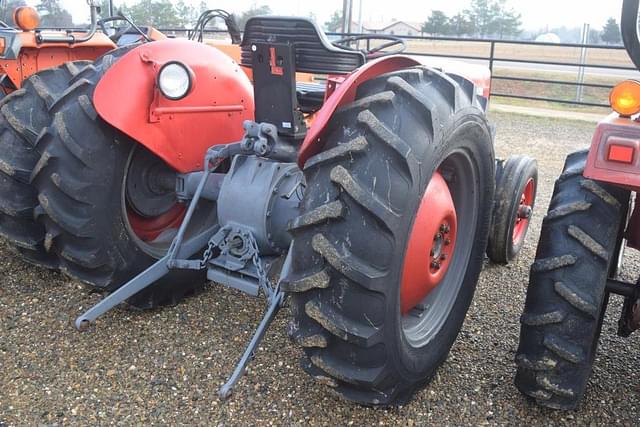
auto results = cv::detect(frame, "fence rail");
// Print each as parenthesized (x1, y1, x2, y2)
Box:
(159, 28, 638, 109)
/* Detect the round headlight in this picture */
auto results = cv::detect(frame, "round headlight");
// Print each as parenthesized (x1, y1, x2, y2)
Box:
(157, 62, 192, 100)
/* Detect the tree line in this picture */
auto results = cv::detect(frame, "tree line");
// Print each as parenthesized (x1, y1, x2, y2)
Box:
(419, 1, 621, 44)
(422, 0, 521, 38)
(1, 0, 273, 29)
(1, 0, 73, 26)
(324, 0, 522, 39)
(113, 1, 273, 29)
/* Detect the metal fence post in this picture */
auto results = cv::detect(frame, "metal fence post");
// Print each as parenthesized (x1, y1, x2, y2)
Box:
(489, 41, 496, 73)
(576, 23, 589, 103)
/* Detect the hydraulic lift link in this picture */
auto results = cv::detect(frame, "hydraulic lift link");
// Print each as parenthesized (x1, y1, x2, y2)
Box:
(74, 225, 216, 331)
(74, 153, 224, 331)
(219, 249, 292, 398)
(219, 290, 285, 399)
(75, 141, 293, 397)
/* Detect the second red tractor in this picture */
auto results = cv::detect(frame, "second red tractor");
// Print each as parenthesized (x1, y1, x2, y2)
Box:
(516, 0, 640, 410)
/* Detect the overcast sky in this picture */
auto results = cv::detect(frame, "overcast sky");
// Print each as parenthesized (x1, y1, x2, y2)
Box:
(50, 0, 625, 31)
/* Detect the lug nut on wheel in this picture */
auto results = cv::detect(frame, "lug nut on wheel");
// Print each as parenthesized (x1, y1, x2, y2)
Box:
(518, 205, 533, 219)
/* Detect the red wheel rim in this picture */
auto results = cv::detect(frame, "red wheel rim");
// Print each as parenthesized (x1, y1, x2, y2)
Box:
(512, 178, 534, 246)
(400, 172, 457, 315)
(127, 203, 186, 242)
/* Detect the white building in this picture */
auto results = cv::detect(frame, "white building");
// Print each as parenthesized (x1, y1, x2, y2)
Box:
(535, 33, 561, 43)
(362, 21, 422, 36)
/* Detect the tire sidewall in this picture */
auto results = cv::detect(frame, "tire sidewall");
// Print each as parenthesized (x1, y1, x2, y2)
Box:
(503, 158, 538, 260)
(108, 139, 158, 281)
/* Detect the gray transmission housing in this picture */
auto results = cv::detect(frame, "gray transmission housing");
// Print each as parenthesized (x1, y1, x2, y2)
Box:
(216, 155, 303, 255)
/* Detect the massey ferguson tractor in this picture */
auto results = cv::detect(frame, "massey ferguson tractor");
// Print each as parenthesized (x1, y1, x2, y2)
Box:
(516, 0, 640, 410)
(0, 13, 537, 402)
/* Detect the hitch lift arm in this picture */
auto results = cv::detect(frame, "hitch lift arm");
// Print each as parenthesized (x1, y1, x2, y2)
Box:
(74, 142, 289, 399)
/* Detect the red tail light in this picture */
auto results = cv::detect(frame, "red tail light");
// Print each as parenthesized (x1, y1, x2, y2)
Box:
(608, 142, 635, 164)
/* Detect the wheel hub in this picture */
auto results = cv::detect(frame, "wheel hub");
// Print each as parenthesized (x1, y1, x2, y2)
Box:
(512, 178, 535, 246)
(126, 148, 178, 218)
(429, 223, 453, 272)
(400, 172, 457, 314)
(124, 148, 185, 244)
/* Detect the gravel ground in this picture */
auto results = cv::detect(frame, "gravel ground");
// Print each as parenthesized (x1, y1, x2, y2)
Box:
(1, 112, 639, 425)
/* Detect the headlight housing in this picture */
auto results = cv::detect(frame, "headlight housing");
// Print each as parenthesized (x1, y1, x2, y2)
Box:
(157, 62, 193, 101)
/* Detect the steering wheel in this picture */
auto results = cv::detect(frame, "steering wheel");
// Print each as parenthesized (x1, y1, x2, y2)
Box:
(333, 35, 406, 59)
(99, 15, 150, 44)
(99, 17, 132, 42)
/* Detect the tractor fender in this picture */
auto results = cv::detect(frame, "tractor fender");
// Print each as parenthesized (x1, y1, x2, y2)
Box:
(298, 55, 420, 168)
(93, 39, 254, 174)
(0, 30, 117, 90)
(415, 57, 492, 99)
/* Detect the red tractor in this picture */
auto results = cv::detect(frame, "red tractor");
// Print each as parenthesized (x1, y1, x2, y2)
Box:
(516, 0, 640, 410)
(3, 16, 537, 403)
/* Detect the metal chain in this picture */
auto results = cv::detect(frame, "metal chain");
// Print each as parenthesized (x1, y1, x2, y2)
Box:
(246, 233, 274, 298)
(177, 224, 274, 299)
(189, 226, 230, 270)
(199, 238, 219, 269)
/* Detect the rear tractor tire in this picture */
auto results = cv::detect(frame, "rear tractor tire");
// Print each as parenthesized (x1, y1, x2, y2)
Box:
(282, 67, 495, 405)
(31, 48, 215, 308)
(515, 150, 630, 410)
(487, 155, 538, 264)
(0, 61, 90, 268)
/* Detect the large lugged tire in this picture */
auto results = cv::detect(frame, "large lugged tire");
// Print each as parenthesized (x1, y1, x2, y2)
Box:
(282, 68, 495, 405)
(487, 155, 538, 264)
(0, 61, 90, 268)
(515, 150, 630, 410)
(31, 47, 214, 308)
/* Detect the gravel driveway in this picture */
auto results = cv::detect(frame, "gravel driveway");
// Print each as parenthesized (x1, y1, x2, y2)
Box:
(1, 112, 639, 425)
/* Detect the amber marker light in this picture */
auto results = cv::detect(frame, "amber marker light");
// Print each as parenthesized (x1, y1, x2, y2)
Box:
(610, 80, 640, 117)
(13, 6, 40, 32)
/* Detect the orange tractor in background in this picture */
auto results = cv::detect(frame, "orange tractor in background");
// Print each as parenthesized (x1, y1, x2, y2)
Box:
(0, 0, 170, 266)
(0, 1, 249, 267)
(0, 1, 164, 95)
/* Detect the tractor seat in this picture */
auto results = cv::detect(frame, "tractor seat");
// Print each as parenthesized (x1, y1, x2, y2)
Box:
(241, 16, 365, 75)
(296, 81, 326, 112)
